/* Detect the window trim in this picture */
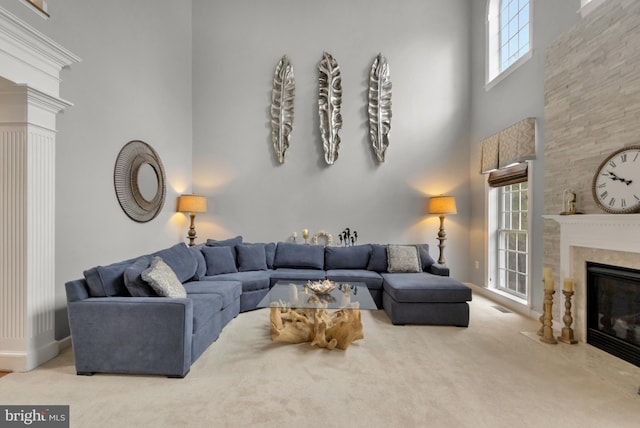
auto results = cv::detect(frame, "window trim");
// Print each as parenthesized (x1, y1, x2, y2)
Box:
(486, 161, 532, 307)
(485, 0, 534, 90)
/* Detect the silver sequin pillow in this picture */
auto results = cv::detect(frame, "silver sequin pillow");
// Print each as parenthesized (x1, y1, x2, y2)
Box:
(141, 256, 187, 298)
(387, 245, 421, 273)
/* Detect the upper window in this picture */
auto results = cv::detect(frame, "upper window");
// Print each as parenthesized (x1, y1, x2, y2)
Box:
(486, 0, 532, 87)
(499, 0, 530, 71)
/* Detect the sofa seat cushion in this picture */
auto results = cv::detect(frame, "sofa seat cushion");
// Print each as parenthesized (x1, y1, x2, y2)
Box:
(326, 269, 383, 290)
(183, 280, 241, 309)
(189, 293, 223, 333)
(201, 271, 271, 293)
(269, 268, 325, 286)
(381, 273, 472, 303)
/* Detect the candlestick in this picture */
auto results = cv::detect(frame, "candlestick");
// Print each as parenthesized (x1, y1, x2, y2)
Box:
(557, 290, 578, 344)
(302, 229, 309, 244)
(540, 288, 558, 344)
(544, 278, 554, 291)
(543, 267, 552, 280)
(563, 278, 574, 292)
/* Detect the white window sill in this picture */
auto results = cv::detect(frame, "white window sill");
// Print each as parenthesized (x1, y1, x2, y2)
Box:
(579, 0, 607, 18)
(485, 50, 533, 92)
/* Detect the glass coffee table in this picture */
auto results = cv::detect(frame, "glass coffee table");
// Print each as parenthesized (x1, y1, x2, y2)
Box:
(257, 281, 377, 350)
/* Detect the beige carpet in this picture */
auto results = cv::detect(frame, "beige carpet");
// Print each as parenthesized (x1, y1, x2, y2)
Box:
(1, 294, 639, 428)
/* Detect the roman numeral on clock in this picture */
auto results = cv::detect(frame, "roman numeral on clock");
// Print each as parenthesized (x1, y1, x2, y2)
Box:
(600, 191, 608, 200)
(609, 197, 616, 207)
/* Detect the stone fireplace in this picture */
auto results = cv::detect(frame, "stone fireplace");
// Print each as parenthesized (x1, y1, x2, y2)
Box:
(544, 215, 640, 351)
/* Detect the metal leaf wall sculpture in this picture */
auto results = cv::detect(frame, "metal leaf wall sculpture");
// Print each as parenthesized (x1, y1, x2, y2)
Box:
(318, 51, 343, 165)
(271, 55, 295, 164)
(368, 53, 392, 162)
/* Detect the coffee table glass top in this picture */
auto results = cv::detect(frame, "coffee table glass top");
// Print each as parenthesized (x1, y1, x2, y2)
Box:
(257, 281, 377, 310)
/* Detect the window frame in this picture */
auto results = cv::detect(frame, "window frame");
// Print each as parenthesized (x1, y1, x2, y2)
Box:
(486, 162, 532, 306)
(485, 0, 533, 90)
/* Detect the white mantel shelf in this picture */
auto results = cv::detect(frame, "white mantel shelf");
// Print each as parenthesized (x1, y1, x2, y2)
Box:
(543, 213, 640, 225)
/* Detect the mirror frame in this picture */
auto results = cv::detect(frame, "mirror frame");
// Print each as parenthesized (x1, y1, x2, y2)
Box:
(114, 140, 166, 222)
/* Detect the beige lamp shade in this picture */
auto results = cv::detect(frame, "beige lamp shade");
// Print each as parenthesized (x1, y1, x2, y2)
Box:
(177, 194, 207, 213)
(428, 195, 457, 215)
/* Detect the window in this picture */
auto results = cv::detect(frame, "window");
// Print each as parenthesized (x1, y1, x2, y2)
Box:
(486, 0, 532, 87)
(496, 182, 528, 298)
(499, 0, 529, 72)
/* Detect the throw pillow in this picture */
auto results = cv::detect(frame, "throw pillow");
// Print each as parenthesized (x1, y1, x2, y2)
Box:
(236, 244, 268, 272)
(201, 246, 239, 275)
(189, 245, 207, 281)
(387, 245, 421, 273)
(367, 244, 388, 272)
(141, 257, 187, 298)
(124, 256, 157, 297)
(205, 236, 243, 265)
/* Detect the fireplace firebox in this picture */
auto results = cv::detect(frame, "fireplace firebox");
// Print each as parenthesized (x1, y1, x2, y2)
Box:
(587, 262, 640, 368)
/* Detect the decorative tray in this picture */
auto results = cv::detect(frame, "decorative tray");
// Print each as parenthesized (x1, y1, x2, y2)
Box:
(306, 279, 337, 294)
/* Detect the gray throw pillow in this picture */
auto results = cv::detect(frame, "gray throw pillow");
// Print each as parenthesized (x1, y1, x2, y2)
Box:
(141, 256, 187, 298)
(387, 245, 421, 273)
(201, 246, 239, 275)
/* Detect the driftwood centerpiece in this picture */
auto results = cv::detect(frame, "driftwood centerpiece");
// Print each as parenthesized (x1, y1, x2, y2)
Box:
(269, 293, 364, 350)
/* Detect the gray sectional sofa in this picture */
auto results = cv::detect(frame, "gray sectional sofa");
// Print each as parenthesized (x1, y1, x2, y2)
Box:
(65, 237, 471, 378)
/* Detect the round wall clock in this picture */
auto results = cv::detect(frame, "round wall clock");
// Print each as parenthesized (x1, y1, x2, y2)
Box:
(591, 145, 640, 214)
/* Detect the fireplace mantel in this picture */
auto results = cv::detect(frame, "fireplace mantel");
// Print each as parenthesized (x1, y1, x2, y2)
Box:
(543, 214, 640, 342)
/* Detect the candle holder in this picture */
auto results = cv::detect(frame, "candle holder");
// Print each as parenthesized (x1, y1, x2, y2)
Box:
(540, 288, 557, 344)
(538, 277, 548, 336)
(557, 290, 578, 344)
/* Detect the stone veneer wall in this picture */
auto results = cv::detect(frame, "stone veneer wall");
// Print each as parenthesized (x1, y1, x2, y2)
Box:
(544, 0, 640, 279)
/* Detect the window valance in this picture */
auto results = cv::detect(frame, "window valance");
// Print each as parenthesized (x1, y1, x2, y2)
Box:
(480, 117, 536, 174)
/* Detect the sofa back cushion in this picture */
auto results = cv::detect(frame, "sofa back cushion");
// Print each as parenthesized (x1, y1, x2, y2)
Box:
(83, 257, 138, 297)
(273, 242, 324, 269)
(151, 243, 197, 283)
(367, 244, 388, 272)
(415, 243, 436, 271)
(325, 245, 372, 269)
(236, 243, 268, 272)
(189, 245, 207, 280)
(202, 246, 239, 275)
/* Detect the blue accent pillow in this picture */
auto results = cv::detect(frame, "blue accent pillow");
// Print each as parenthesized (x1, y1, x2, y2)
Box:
(124, 256, 157, 297)
(202, 246, 239, 276)
(236, 244, 268, 272)
(367, 244, 388, 272)
(273, 242, 324, 270)
(205, 236, 242, 265)
(325, 245, 372, 269)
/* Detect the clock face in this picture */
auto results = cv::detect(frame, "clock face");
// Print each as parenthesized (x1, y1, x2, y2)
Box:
(592, 146, 640, 214)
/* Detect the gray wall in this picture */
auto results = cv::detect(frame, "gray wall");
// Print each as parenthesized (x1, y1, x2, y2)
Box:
(468, 0, 580, 311)
(192, 0, 472, 278)
(1, 1, 193, 338)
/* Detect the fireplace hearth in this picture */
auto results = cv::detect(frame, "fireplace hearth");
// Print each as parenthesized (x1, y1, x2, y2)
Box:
(587, 262, 640, 368)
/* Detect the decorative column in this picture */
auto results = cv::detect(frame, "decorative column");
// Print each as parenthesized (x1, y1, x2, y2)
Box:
(0, 6, 80, 371)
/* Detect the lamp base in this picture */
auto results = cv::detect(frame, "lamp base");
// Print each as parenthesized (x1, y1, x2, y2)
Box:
(186, 213, 197, 247)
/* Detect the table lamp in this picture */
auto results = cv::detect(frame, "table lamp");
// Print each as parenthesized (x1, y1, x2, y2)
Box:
(177, 194, 207, 246)
(428, 195, 457, 265)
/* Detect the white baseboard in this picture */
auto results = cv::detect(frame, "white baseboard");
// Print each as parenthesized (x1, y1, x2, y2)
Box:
(466, 282, 542, 321)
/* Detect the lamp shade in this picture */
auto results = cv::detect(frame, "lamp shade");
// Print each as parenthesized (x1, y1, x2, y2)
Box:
(428, 195, 457, 215)
(177, 194, 207, 213)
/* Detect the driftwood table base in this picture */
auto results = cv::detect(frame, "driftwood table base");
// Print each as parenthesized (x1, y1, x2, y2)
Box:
(269, 304, 364, 350)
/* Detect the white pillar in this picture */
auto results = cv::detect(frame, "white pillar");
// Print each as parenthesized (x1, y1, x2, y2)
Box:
(0, 6, 80, 371)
